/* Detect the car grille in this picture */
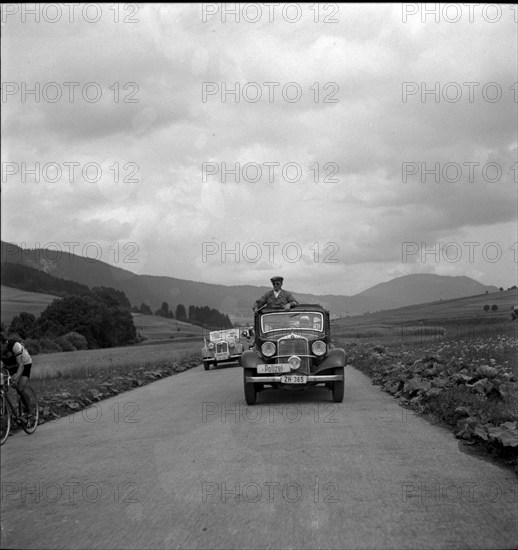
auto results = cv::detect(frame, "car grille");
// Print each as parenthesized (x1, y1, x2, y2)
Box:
(276, 335, 310, 374)
(216, 342, 228, 354)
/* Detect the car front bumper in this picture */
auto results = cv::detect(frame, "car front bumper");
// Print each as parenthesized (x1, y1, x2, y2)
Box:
(245, 374, 343, 383)
(211, 354, 242, 362)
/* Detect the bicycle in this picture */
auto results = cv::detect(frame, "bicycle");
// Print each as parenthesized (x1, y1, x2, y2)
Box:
(0, 367, 39, 445)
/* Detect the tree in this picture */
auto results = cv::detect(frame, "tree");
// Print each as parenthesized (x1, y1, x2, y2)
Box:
(92, 287, 131, 309)
(491, 304, 498, 311)
(36, 292, 136, 348)
(8, 312, 39, 339)
(483, 305, 490, 312)
(155, 302, 173, 318)
(139, 302, 152, 315)
(175, 304, 187, 321)
(499, 287, 504, 291)
(186, 304, 233, 329)
(188, 305, 196, 321)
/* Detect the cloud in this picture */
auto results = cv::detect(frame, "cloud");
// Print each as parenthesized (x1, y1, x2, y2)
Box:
(1, 4, 516, 294)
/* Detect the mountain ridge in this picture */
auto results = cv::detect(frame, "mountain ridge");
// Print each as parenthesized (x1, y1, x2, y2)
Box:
(1, 241, 499, 316)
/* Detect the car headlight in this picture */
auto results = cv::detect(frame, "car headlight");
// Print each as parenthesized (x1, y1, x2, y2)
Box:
(288, 356, 301, 370)
(312, 341, 326, 356)
(208, 343, 215, 350)
(261, 341, 276, 357)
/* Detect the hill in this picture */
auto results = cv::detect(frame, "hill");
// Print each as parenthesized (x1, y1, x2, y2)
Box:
(132, 313, 204, 344)
(2, 262, 90, 297)
(353, 273, 500, 310)
(1, 286, 59, 325)
(1, 240, 500, 316)
(332, 288, 518, 341)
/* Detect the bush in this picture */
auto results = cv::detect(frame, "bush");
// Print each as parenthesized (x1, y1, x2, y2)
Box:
(39, 338, 63, 354)
(25, 338, 40, 356)
(63, 331, 88, 350)
(56, 336, 77, 352)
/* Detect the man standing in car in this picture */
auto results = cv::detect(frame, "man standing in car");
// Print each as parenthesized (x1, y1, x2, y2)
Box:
(253, 276, 298, 311)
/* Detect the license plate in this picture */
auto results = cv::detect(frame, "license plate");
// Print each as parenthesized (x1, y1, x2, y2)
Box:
(216, 353, 229, 360)
(281, 375, 307, 384)
(257, 364, 291, 374)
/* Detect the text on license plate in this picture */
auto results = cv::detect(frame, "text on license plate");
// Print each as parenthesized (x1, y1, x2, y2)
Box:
(281, 375, 307, 384)
(257, 364, 290, 374)
(216, 353, 229, 359)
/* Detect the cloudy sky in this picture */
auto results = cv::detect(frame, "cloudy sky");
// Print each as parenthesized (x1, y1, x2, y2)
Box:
(1, 3, 517, 295)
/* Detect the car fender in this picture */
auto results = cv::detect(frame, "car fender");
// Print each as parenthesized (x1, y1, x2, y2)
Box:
(315, 348, 346, 373)
(241, 350, 262, 369)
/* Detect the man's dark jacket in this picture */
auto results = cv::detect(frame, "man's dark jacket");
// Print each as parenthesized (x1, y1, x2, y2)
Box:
(254, 289, 298, 309)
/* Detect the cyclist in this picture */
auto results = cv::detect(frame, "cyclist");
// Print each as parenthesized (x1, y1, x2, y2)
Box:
(0, 334, 34, 418)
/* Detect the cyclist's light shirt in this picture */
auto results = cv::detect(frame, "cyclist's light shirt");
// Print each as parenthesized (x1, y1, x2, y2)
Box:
(9, 342, 32, 365)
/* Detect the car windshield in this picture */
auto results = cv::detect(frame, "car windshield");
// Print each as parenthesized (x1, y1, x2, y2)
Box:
(261, 312, 324, 333)
(209, 329, 239, 342)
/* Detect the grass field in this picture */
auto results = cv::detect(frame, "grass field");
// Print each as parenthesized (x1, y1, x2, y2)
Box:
(1, 285, 58, 324)
(332, 288, 517, 342)
(29, 340, 201, 380)
(132, 312, 203, 343)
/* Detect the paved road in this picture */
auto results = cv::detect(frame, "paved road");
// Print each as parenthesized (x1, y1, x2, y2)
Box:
(1, 364, 516, 549)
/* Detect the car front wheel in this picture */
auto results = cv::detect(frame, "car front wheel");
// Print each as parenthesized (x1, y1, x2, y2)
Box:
(243, 368, 257, 405)
(203, 360, 211, 371)
(332, 367, 344, 403)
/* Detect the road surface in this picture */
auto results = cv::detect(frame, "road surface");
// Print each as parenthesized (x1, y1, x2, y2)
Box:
(1, 364, 516, 549)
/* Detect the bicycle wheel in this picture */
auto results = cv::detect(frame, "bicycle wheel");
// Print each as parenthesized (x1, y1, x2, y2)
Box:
(19, 386, 39, 434)
(0, 394, 11, 445)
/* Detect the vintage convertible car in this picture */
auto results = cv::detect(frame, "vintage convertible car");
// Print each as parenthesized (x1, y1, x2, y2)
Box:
(202, 327, 252, 370)
(241, 304, 346, 404)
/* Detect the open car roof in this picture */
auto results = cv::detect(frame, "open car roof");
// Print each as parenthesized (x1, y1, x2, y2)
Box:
(258, 304, 328, 314)
(208, 328, 240, 342)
